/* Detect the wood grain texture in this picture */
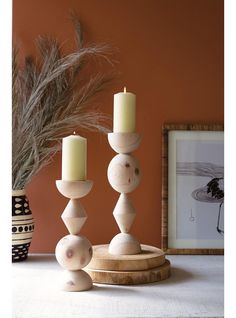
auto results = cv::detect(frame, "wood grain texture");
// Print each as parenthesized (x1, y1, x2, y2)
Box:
(113, 194, 136, 233)
(62, 270, 92, 292)
(55, 179, 94, 291)
(85, 260, 171, 285)
(61, 199, 87, 235)
(161, 123, 224, 255)
(55, 235, 93, 270)
(107, 154, 141, 194)
(109, 233, 141, 255)
(107, 133, 142, 255)
(86, 244, 166, 271)
(56, 180, 93, 199)
(108, 132, 141, 154)
(165, 248, 224, 255)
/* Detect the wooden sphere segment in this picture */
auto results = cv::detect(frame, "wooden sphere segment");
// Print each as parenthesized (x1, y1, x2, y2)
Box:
(85, 244, 171, 285)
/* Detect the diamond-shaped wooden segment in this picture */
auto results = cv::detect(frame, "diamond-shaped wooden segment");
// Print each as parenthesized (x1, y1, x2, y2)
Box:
(61, 199, 87, 235)
(113, 194, 136, 233)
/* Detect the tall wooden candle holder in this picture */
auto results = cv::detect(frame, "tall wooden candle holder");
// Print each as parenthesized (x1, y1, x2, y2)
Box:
(55, 180, 93, 292)
(85, 89, 171, 285)
(85, 131, 171, 285)
(107, 132, 142, 255)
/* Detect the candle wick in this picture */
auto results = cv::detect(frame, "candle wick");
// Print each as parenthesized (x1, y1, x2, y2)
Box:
(124, 87, 126, 93)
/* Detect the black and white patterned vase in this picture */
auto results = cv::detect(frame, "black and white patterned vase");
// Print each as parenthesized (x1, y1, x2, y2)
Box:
(12, 189, 34, 262)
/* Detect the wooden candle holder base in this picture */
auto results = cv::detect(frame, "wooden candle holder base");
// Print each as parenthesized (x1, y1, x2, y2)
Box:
(85, 244, 171, 285)
(109, 233, 141, 255)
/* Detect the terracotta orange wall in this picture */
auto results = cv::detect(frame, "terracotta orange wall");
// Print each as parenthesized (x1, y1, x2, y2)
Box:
(13, 0, 224, 253)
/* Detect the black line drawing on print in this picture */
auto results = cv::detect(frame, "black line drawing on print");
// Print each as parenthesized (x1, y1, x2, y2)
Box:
(177, 162, 224, 235)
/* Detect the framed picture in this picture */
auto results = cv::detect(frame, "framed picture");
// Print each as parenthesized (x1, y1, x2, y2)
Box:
(161, 124, 224, 255)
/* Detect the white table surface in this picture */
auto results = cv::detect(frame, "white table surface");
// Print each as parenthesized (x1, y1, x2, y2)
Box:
(12, 254, 224, 318)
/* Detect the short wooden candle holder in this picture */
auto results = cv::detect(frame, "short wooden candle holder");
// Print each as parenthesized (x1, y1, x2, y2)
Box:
(55, 180, 93, 292)
(107, 132, 142, 255)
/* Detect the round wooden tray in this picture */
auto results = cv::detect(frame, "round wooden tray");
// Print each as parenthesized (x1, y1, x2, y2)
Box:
(85, 244, 171, 285)
(87, 244, 166, 271)
(85, 260, 171, 285)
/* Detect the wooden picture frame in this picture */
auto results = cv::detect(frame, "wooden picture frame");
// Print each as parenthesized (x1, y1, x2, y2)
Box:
(161, 124, 224, 255)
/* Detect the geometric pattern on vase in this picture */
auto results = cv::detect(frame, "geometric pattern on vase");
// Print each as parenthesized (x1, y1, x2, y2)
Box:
(113, 193, 136, 233)
(12, 192, 34, 262)
(61, 199, 87, 235)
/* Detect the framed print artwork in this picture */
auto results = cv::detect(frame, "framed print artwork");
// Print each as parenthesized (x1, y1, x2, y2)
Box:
(161, 124, 224, 254)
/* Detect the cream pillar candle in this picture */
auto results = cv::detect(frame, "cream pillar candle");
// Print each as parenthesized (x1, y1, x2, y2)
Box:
(113, 87, 136, 133)
(62, 134, 87, 181)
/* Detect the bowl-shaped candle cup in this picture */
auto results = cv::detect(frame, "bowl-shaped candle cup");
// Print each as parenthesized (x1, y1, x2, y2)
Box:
(56, 180, 93, 199)
(108, 132, 141, 154)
